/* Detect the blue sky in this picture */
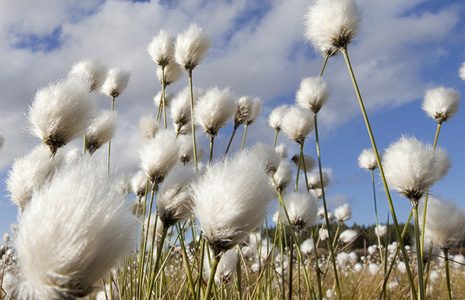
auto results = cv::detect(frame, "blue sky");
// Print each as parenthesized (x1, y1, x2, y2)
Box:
(1, 0, 465, 235)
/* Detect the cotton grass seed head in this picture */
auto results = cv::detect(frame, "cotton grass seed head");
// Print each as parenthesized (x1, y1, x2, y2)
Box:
(15, 156, 136, 299)
(307, 169, 331, 190)
(171, 87, 202, 135)
(148, 30, 174, 67)
(68, 59, 107, 92)
(304, 0, 360, 54)
(29, 78, 96, 155)
(358, 148, 377, 171)
(275, 143, 288, 159)
(157, 165, 196, 227)
(157, 60, 182, 85)
(268, 105, 289, 131)
(383, 136, 450, 201)
(281, 192, 318, 231)
(280, 106, 314, 144)
(192, 150, 274, 256)
(139, 129, 180, 184)
(273, 160, 292, 192)
(196, 87, 235, 136)
(249, 143, 281, 175)
(178, 134, 202, 164)
(139, 115, 159, 140)
(175, 24, 211, 71)
(339, 229, 358, 244)
(7, 145, 63, 210)
(100, 67, 130, 98)
(131, 170, 151, 197)
(419, 196, 465, 249)
(296, 77, 329, 114)
(85, 110, 117, 154)
(234, 96, 257, 127)
(334, 203, 351, 223)
(375, 224, 387, 238)
(291, 153, 315, 172)
(422, 87, 459, 123)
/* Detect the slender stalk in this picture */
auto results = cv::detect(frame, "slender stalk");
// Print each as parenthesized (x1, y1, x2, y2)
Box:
(146, 226, 168, 299)
(204, 253, 221, 300)
(312, 231, 323, 300)
(443, 248, 452, 300)
(340, 46, 416, 298)
(420, 122, 442, 255)
(319, 55, 329, 77)
(236, 246, 242, 300)
(371, 169, 384, 262)
(176, 223, 196, 298)
(209, 135, 215, 162)
(299, 141, 310, 191)
(241, 123, 249, 150)
(156, 93, 163, 122)
(289, 234, 294, 300)
(224, 125, 238, 155)
(196, 237, 206, 300)
(188, 69, 198, 171)
(107, 96, 116, 174)
(313, 113, 341, 298)
(412, 200, 425, 300)
(273, 129, 280, 147)
(294, 154, 301, 191)
(161, 66, 167, 129)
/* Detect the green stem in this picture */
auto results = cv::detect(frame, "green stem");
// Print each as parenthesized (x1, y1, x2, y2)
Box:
(443, 248, 452, 300)
(196, 237, 206, 300)
(236, 246, 242, 300)
(412, 200, 425, 300)
(312, 231, 323, 300)
(313, 113, 341, 298)
(241, 123, 249, 150)
(371, 170, 384, 262)
(146, 226, 168, 299)
(177, 223, 196, 298)
(273, 129, 280, 148)
(340, 46, 417, 298)
(224, 125, 238, 155)
(188, 69, 198, 171)
(420, 122, 442, 255)
(156, 93, 162, 122)
(204, 253, 221, 300)
(107, 96, 116, 174)
(161, 66, 167, 129)
(209, 135, 215, 162)
(319, 55, 329, 78)
(289, 234, 294, 300)
(300, 141, 310, 191)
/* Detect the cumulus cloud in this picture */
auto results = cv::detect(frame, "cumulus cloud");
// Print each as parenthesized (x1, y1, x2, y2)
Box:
(0, 0, 461, 173)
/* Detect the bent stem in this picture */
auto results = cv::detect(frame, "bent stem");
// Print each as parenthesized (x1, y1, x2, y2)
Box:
(209, 135, 215, 162)
(420, 122, 442, 255)
(313, 113, 341, 298)
(188, 69, 199, 171)
(224, 125, 238, 155)
(299, 140, 310, 191)
(340, 46, 416, 298)
(161, 66, 167, 129)
(241, 123, 249, 150)
(204, 253, 221, 300)
(443, 248, 452, 300)
(107, 96, 116, 174)
(273, 129, 280, 148)
(412, 200, 425, 300)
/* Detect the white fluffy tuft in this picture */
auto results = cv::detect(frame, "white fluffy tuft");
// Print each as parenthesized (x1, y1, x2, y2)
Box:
(249, 143, 281, 175)
(174, 24, 211, 70)
(139, 130, 180, 184)
(171, 87, 202, 135)
(291, 153, 315, 172)
(7, 145, 63, 210)
(422, 87, 459, 123)
(374, 224, 387, 238)
(334, 203, 351, 223)
(459, 62, 465, 82)
(157, 60, 182, 85)
(307, 169, 331, 190)
(383, 136, 450, 200)
(296, 77, 329, 114)
(131, 170, 151, 197)
(275, 143, 288, 159)
(192, 150, 274, 254)
(304, 0, 360, 54)
(358, 148, 377, 171)
(68, 59, 107, 92)
(281, 192, 318, 231)
(139, 115, 159, 140)
(15, 156, 136, 299)
(153, 91, 174, 108)
(339, 229, 358, 244)
(268, 105, 289, 131)
(85, 110, 117, 154)
(148, 30, 175, 67)
(100, 68, 130, 98)
(196, 87, 236, 136)
(273, 160, 292, 192)
(280, 106, 314, 143)
(300, 239, 315, 255)
(28, 78, 96, 154)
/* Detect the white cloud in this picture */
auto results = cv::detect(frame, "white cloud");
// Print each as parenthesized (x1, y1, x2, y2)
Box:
(0, 0, 462, 174)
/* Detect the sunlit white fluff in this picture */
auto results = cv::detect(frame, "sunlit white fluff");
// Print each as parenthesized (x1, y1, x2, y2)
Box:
(280, 106, 314, 143)
(307, 169, 331, 189)
(291, 153, 315, 172)
(85, 110, 117, 154)
(249, 143, 281, 175)
(336, 252, 350, 268)
(7, 145, 63, 210)
(312, 188, 323, 200)
(233, 96, 259, 127)
(319, 228, 329, 241)
(196, 87, 235, 136)
(139, 115, 159, 140)
(422, 87, 459, 123)
(100, 68, 130, 98)
(273, 160, 292, 192)
(68, 59, 107, 92)
(139, 130, 180, 184)
(148, 30, 174, 67)
(157, 60, 183, 85)
(304, 0, 360, 54)
(296, 77, 329, 114)
(339, 229, 358, 244)
(15, 156, 136, 299)
(383, 136, 450, 200)
(375, 224, 387, 238)
(171, 87, 202, 135)
(358, 148, 378, 171)
(334, 203, 351, 223)
(174, 24, 211, 71)
(275, 143, 287, 159)
(29, 78, 96, 154)
(281, 192, 318, 231)
(268, 105, 289, 131)
(131, 170, 151, 197)
(300, 239, 315, 255)
(153, 91, 174, 109)
(157, 165, 196, 227)
(419, 196, 465, 249)
(367, 245, 377, 255)
(192, 151, 274, 255)
(177, 134, 203, 164)
(145, 215, 165, 247)
(368, 263, 380, 275)
(203, 248, 238, 285)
